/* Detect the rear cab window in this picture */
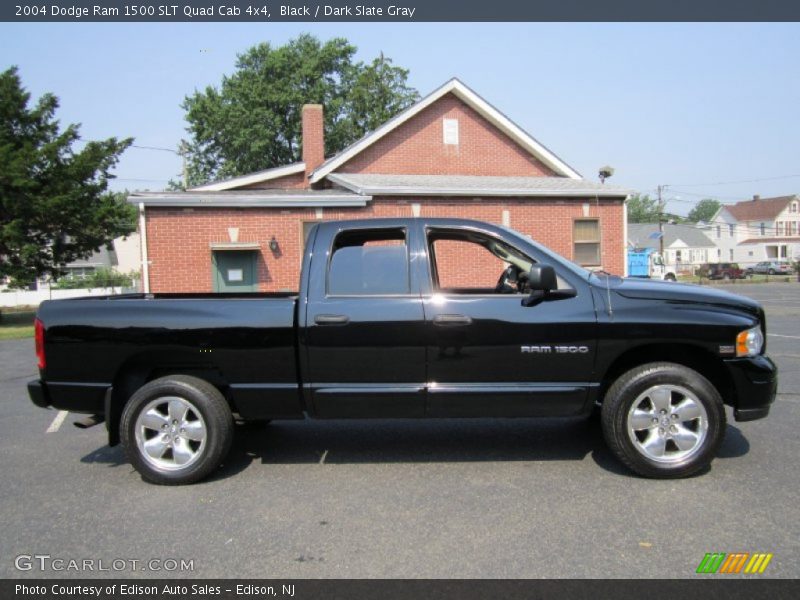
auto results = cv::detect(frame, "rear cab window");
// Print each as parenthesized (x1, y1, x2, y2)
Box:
(327, 228, 410, 296)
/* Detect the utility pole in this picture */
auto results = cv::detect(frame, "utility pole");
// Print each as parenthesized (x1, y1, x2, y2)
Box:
(178, 140, 189, 189)
(657, 184, 667, 257)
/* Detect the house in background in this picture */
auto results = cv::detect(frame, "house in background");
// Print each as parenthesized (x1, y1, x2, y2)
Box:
(709, 195, 800, 267)
(627, 223, 716, 273)
(129, 78, 631, 293)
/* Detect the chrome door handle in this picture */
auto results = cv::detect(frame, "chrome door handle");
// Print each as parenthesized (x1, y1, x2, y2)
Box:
(433, 314, 472, 326)
(314, 314, 350, 325)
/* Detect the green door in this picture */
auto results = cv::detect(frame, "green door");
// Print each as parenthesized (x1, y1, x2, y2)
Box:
(212, 251, 258, 292)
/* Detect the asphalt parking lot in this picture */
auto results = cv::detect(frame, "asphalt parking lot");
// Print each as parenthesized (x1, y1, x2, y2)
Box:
(1, 282, 798, 579)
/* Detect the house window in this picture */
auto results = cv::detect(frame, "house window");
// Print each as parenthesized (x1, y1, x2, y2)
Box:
(716, 225, 721, 239)
(443, 118, 459, 145)
(729, 224, 735, 236)
(760, 223, 766, 236)
(780, 246, 788, 258)
(776, 222, 784, 236)
(791, 202, 798, 213)
(729, 249, 734, 260)
(573, 219, 601, 266)
(790, 221, 798, 236)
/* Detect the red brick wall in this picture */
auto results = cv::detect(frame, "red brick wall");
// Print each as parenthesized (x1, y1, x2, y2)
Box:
(338, 93, 557, 177)
(240, 172, 306, 190)
(144, 198, 624, 293)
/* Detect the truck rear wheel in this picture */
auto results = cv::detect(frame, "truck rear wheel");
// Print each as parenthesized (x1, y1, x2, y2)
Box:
(121, 375, 233, 485)
(601, 362, 726, 478)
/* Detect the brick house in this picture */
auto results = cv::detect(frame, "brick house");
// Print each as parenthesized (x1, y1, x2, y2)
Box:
(130, 78, 630, 293)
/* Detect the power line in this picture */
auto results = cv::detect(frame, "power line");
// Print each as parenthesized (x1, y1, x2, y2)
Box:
(131, 144, 181, 155)
(666, 174, 800, 187)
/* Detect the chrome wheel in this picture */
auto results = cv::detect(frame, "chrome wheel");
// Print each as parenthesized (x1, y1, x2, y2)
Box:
(626, 384, 708, 464)
(134, 396, 207, 471)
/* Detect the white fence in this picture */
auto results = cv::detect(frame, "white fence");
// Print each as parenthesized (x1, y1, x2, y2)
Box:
(0, 287, 139, 308)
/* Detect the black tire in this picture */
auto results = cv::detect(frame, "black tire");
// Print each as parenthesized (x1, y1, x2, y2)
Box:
(768, 269, 775, 275)
(601, 362, 726, 478)
(121, 375, 234, 485)
(722, 273, 731, 281)
(664, 273, 676, 282)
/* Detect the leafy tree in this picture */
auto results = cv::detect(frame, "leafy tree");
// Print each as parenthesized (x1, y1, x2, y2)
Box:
(182, 34, 419, 186)
(0, 67, 135, 287)
(626, 194, 662, 223)
(687, 198, 721, 223)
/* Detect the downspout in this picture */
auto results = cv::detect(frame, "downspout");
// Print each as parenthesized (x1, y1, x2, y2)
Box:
(138, 202, 150, 293)
(623, 194, 630, 277)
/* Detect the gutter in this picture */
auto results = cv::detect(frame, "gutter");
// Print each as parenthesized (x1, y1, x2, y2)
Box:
(326, 174, 630, 198)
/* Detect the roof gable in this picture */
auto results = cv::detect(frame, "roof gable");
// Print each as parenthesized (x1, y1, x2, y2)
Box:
(190, 163, 305, 192)
(723, 195, 796, 222)
(310, 78, 581, 183)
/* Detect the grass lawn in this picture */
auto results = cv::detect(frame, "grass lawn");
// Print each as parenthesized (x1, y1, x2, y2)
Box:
(0, 311, 35, 340)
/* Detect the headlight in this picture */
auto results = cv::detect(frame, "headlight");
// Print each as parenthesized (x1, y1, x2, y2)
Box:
(736, 326, 764, 357)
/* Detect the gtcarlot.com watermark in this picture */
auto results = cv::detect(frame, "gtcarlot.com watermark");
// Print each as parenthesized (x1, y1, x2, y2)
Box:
(15, 554, 194, 573)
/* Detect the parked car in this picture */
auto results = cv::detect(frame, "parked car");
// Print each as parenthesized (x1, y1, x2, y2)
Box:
(697, 262, 746, 280)
(746, 261, 792, 276)
(28, 218, 777, 484)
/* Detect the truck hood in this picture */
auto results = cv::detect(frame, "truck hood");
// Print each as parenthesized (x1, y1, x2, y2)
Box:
(594, 277, 762, 318)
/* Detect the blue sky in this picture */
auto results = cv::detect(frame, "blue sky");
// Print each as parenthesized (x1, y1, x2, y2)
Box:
(1, 22, 799, 215)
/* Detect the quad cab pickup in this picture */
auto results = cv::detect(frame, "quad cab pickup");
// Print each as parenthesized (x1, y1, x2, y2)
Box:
(28, 219, 777, 484)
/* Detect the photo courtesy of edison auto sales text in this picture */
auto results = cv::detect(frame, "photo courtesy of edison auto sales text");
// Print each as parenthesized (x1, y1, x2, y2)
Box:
(15, 584, 295, 596)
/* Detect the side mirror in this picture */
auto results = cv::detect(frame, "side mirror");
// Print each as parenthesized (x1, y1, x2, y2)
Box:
(522, 264, 557, 307)
(528, 264, 557, 292)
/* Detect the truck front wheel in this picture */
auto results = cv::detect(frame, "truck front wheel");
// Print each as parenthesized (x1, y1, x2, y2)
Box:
(120, 375, 234, 485)
(601, 363, 726, 478)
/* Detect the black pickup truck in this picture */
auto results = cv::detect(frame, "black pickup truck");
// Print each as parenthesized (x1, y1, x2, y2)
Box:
(28, 218, 777, 484)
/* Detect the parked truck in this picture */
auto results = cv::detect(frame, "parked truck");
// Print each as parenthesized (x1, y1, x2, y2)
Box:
(627, 248, 676, 281)
(28, 219, 777, 484)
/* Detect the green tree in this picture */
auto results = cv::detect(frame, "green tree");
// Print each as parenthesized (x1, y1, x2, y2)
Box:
(0, 67, 135, 287)
(182, 34, 419, 186)
(687, 198, 721, 223)
(626, 194, 662, 223)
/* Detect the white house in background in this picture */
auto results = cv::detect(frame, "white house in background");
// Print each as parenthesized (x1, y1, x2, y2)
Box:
(1, 234, 141, 292)
(709, 194, 800, 267)
(627, 223, 716, 272)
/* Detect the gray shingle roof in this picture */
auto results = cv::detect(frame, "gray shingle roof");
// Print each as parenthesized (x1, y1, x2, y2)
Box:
(328, 173, 630, 197)
(628, 223, 715, 250)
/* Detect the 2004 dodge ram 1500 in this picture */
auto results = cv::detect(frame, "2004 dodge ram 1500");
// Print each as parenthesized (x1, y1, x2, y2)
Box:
(28, 218, 777, 484)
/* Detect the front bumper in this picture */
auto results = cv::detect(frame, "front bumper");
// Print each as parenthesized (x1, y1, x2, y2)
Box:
(723, 355, 778, 422)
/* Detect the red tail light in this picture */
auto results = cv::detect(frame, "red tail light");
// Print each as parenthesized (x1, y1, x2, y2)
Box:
(35, 318, 46, 370)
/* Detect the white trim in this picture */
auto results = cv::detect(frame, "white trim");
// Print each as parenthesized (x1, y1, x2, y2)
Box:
(138, 202, 150, 294)
(310, 78, 581, 183)
(129, 192, 370, 208)
(210, 242, 261, 250)
(622, 196, 629, 277)
(192, 163, 306, 191)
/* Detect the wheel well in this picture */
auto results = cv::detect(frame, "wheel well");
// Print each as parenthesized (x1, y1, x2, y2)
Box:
(599, 344, 733, 407)
(108, 362, 231, 446)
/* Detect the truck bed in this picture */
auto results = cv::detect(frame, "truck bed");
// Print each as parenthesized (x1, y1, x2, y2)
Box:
(36, 294, 302, 420)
